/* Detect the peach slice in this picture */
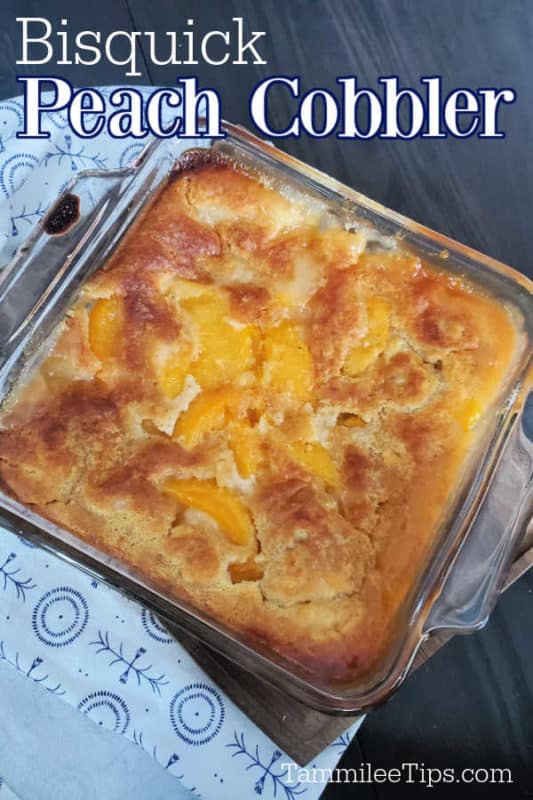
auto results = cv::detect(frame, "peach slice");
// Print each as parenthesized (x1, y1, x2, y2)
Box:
(157, 359, 190, 400)
(88, 296, 123, 360)
(229, 422, 262, 479)
(229, 558, 264, 583)
(287, 441, 339, 487)
(154, 338, 194, 400)
(183, 294, 256, 389)
(173, 386, 236, 447)
(164, 478, 255, 547)
(262, 321, 313, 403)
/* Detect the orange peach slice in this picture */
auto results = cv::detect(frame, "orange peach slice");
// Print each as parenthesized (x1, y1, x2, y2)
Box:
(262, 321, 313, 403)
(173, 386, 236, 447)
(229, 422, 262, 479)
(287, 441, 338, 487)
(229, 558, 264, 583)
(164, 478, 255, 547)
(183, 294, 256, 389)
(88, 296, 123, 360)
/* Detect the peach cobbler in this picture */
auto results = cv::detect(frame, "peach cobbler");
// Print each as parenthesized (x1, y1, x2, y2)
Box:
(0, 155, 519, 681)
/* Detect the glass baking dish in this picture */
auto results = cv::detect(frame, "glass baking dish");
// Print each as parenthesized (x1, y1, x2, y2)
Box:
(0, 123, 531, 714)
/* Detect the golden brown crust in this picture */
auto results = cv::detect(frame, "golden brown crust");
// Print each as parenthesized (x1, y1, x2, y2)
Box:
(308, 267, 363, 380)
(0, 161, 520, 684)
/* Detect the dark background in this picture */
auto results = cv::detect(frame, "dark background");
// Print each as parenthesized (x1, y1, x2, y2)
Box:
(2, 1, 533, 797)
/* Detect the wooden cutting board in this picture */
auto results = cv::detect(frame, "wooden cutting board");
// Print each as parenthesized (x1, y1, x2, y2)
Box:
(170, 524, 533, 765)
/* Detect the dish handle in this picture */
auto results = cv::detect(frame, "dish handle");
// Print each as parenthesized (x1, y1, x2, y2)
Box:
(424, 391, 533, 636)
(0, 139, 172, 381)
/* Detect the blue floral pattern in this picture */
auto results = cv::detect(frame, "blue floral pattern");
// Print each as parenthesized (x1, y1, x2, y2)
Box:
(90, 630, 169, 694)
(78, 690, 131, 734)
(32, 587, 89, 647)
(170, 683, 225, 746)
(0, 90, 363, 799)
(0, 152, 39, 197)
(227, 732, 307, 798)
(0, 553, 35, 601)
(0, 640, 65, 696)
(141, 608, 174, 644)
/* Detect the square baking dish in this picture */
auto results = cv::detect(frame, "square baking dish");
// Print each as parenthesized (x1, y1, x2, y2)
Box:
(0, 123, 531, 713)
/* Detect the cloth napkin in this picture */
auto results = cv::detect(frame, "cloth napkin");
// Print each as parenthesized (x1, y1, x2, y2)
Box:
(0, 89, 362, 799)
(0, 779, 20, 800)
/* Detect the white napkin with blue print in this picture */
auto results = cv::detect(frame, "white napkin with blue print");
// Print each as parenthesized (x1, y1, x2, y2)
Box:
(0, 89, 362, 800)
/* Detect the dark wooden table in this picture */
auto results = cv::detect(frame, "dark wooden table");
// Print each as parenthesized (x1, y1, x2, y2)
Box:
(2, 1, 533, 796)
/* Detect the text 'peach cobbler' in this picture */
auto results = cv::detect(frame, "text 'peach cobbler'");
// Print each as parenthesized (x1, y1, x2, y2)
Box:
(0, 156, 519, 682)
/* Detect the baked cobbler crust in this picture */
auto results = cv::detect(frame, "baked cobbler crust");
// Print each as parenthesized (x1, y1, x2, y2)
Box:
(0, 157, 520, 682)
